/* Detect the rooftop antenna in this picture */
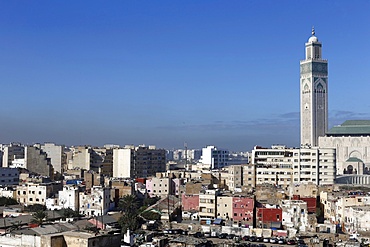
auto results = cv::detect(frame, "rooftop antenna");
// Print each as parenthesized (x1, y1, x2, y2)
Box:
(184, 142, 189, 171)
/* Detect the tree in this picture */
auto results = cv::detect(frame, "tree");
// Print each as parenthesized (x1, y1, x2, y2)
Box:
(119, 195, 140, 214)
(118, 212, 142, 234)
(25, 204, 46, 212)
(118, 195, 143, 234)
(0, 197, 18, 206)
(31, 210, 48, 226)
(60, 208, 81, 219)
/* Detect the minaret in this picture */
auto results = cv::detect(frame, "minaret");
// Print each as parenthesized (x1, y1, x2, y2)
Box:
(300, 27, 328, 147)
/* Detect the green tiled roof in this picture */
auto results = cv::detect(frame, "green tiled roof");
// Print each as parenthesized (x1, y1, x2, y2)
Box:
(327, 120, 370, 135)
(346, 157, 363, 163)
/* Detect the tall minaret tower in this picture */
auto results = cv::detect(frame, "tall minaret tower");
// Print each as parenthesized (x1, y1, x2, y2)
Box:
(300, 27, 328, 147)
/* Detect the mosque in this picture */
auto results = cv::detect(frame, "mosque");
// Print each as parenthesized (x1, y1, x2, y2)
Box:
(301, 28, 370, 184)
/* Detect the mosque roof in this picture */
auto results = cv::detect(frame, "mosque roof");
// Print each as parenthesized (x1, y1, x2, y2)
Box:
(326, 120, 370, 135)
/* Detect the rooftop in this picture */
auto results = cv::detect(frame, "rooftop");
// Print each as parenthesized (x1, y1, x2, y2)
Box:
(326, 120, 370, 136)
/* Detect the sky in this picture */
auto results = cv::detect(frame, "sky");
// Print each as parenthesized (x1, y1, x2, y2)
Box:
(0, 1, 370, 152)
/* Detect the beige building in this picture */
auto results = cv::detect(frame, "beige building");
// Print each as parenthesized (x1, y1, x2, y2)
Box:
(226, 165, 243, 191)
(16, 182, 61, 206)
(216, 195, 233, 220)
(40, 143, 66, 174)
(199, 189, 219, 220)
(113, 145, 166, 178)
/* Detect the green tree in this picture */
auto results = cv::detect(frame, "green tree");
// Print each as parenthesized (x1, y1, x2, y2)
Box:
(141, 210, 161, 221)
(31, 210, 48, 226)
(0, 196, 18, 206)
(118, 195, 143, 234)
(119, 195, 140, 214)
(25, 204, 46, 212)
(60, 208, 81, 219)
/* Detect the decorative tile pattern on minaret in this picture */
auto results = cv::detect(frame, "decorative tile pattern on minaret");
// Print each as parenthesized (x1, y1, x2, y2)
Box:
(300, 27, 328, 147)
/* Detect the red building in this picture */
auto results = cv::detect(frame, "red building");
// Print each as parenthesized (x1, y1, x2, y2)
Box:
(232, 196, 254, 227)
(256, 207, 282, 229)
(182, 194, 199, 211)
(293, 195, 317, 213)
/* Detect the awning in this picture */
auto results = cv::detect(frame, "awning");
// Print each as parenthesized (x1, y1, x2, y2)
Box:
(213, 218, 222, 225)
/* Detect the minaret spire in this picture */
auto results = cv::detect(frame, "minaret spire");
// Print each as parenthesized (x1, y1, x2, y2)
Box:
(312, 26, 315, 36)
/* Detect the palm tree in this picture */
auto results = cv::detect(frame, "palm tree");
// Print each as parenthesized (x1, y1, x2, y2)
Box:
(119, 195, 140, 214)
(118, 195, 142, 234)
(31, 210, 48, 226)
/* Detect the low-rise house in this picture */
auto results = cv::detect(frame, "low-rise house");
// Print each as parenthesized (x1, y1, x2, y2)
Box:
(16, 182, 61, 206)
(280, 199, 308, 232)
(343, 205, 370, 233)
(79, 186, 111, 216)
(256, 204, 282, 229)
(182, 194, 199, 211)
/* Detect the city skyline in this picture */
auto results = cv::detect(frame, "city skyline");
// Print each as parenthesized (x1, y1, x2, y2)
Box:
(1, 1, 370, 151)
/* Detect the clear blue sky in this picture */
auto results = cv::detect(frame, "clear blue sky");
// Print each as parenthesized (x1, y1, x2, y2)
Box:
(1, 1, 370, 151)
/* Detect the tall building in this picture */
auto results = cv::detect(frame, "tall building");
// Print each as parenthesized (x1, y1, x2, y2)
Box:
(250, 145, 336, 185)
(199, 145, 229, 170)
(40, 143, 65, 174)
(113, 145, 166, 178)
(300, 28, 328, 146)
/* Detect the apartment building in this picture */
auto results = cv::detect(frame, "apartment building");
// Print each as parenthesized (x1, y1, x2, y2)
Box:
(226, 165, 243, 191)
(1, 143, 24, 167)
(199, 146, 229, 170)
(113, 145, 166, 178)
(0, 167, 19, 186)
(25, 146, 54, 177)
(16, 182, 61, 206)
(40, 143, 66, 174)
(216, 195, 233, 221)
(199, 189, 219, 221)
(113, 147, 135, 178)
(146, 176, 172, 198)
(343, 205, 370, 233)
(251, 145, 336, 186)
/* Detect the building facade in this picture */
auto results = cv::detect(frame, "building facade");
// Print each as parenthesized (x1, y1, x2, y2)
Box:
(199, 146, 229, 170)
(251, 145, 336, 186)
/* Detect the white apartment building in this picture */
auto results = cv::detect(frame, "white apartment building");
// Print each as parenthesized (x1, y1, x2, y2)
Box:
(79, 186, 111, 216)
(199, 189, 220, 220)
(199, 146, 229, 170)
(281, 200, 308, 232)
(113, 148, 134, 178)
(251, 145, 336, 186)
